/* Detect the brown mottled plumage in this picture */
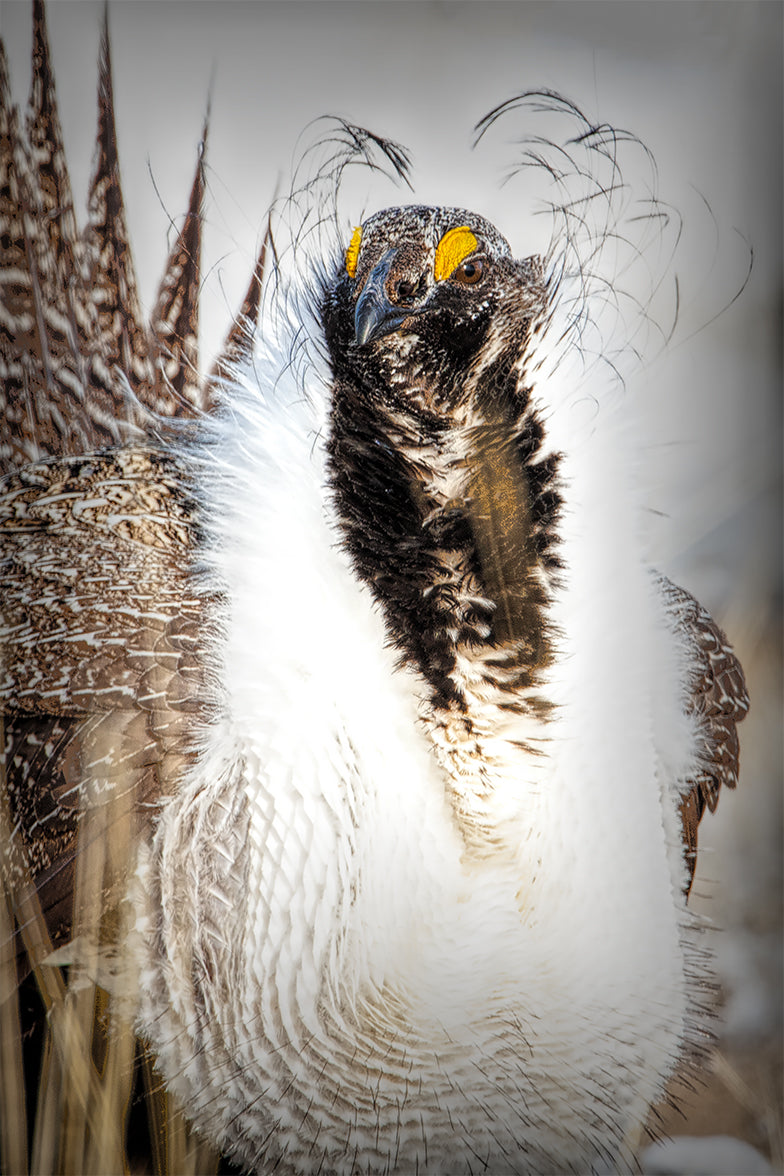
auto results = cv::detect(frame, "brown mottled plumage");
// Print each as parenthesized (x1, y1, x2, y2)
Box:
(659, 575, 750, 892)
(0, 1, 223, 946)
(0, 6, 258, 1171)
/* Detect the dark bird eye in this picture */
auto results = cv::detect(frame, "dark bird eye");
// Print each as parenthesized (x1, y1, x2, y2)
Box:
(451, 257, 485, 285)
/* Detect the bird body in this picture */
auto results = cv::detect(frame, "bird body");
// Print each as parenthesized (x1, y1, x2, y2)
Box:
(0, 10, 749, 1174)
(130, 223, 699, 1172)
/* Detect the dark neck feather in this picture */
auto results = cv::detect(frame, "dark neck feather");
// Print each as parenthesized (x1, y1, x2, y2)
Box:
(327, 347, 562, 715)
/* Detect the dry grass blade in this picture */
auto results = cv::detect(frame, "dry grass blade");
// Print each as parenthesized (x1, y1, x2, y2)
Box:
(58, 716, 128, 1175)
(87, 994, 135, 1176)
(0, 872, 29, 1176)
(141, 1051, 220, 1176)
(1, 713, 142, 1175)
(0, 710, 63, 1176)
(31, 1032, 63, 1176)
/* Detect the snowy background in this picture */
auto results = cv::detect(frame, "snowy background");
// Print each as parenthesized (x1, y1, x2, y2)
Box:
(2, 1, 781, 1169)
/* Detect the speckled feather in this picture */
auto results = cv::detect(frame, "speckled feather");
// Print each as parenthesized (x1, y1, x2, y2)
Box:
(658, 575, 749, 887)
(0, 446, 204, 716)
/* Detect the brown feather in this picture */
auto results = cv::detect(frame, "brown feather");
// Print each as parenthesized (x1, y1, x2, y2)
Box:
(149, 126, 206, 415)
(0, 13, 101, 473)
(82, 8, 158, 407)
(658, 575, 750, 895)
(0, 447, 205, 716)
(1, 4, 147, 473)
(0, 446, 209, 945)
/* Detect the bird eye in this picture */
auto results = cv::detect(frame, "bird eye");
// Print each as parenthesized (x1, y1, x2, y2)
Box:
(450, 257, 485, 285)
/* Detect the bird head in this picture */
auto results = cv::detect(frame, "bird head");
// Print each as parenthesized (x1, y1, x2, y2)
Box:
(322, 205, 545, 419)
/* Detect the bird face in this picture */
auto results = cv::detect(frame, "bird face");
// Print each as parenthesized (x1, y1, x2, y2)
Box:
(348, 206, 510, 345)
(322, 205, 545, 415)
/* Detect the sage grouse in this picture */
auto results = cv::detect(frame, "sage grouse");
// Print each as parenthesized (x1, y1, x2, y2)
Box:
(0, 6, 748, 1175)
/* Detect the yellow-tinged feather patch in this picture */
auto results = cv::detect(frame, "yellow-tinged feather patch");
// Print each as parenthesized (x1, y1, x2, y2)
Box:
(345, 226, 363, 278)
(434, 226, 478, 282)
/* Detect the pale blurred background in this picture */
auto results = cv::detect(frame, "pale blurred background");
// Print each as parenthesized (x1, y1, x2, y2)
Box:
(2, 1, 781, 1168)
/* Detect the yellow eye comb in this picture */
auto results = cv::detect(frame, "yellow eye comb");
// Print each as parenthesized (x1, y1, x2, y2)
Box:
(345, 226, 363, 278)
(434, 226, 478, 281)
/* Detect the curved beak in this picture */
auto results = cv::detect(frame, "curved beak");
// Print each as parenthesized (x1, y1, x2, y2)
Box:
(353, 251, 421, 347)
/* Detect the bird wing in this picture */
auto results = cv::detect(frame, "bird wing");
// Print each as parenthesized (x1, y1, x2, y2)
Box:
(0, 444, 207, 941)
(657, 574, 750, 893)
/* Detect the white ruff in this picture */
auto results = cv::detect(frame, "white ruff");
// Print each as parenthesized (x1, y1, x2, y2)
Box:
(131, 287, 703, 1174)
